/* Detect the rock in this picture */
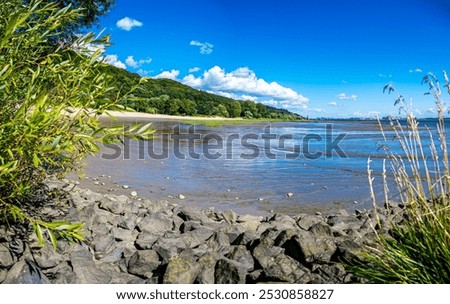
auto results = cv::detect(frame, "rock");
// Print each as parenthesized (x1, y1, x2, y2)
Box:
(282, 234, 337, 264)
(135, 233, 159, 250)
(286, 192, 294, 197)
(309, 222, 333, 237)
(205, 232, 231, 255)
(137, 213, 174, 235)
(97, 247, 123, 263)
(297, 214, 323, 230)
(221, 209, 238, 224)
(163, 254, 201, 284)
(178, 194, 185, 200)
(196, 253, 217, 284)
(176, 207, 215, 225)
(70, 249, 112, 283)
(252, 243, 310, 283)
(152, 237, 187, 263)
(227, 245, 254, 272)
(0, 243, 14, 268)
(215, 258, 247, 284)
(92, 234, 115, 256)
(122, 185, 130, 189)
(130, 191, 138, 197)
(3, 259, 50, 284)
(334, 240, 363, 263)
(32, 246, 64, 269)
(181, 227, 215, 249)
(128, 250, 160, 279)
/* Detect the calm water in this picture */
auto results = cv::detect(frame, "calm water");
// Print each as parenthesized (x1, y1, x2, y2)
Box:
(81, 119, 449, 215)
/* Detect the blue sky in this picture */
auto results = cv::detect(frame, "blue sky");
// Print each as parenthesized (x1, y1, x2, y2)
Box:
(92, 0, 450, 118)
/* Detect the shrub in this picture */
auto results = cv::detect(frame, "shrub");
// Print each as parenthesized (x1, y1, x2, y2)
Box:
(350, 72, 450, 283)
(0, 1, 151, 247)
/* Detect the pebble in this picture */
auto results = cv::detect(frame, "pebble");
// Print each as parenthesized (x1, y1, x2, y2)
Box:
(100, 182, 106, 186)
(178, 194, 186, 200)
(323, 186, 328, 190)
(107, 176, 112, 179)
(93, 181, 100, 185)
(258, 198, 264, 201)
(353, 201, 358, 204)
(165, 177, 170, 180)
(286, 192, 294, 198)
(122, 185, 130, 189)
(130, 191, 138, 197)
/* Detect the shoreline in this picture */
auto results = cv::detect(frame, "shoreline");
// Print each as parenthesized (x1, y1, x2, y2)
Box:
(0, 180, 404, 284)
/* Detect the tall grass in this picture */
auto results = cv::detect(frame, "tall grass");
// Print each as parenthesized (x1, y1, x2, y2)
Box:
(351, 72, 450, 283)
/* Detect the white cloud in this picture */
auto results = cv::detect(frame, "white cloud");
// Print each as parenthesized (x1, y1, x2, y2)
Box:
(328, 101, 338, 107)
(136, 69, 153, 76)
(182, 66, 308, 106)
(104, 54, 126, 69)
(241, 95, 258, 102)
(190, 40, 214, 55)
(189, 67, 201, 73)
(154, 69, 180, 80)
(409, 68, 423, 73)
(337, 93, 357, 101)
(116, 17, 143, 31)
(125, 56, 152, 68)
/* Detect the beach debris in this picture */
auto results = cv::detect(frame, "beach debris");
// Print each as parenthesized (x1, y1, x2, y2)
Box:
(122, 185, 130, 189)
(178, 194, 186, 200)
(130, 191, 138, 197)
(286, 192, 294, 198)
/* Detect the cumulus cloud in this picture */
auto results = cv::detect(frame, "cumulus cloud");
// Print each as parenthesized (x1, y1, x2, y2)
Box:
(125, 56, 152, 68)
(190, 40, 214, 54)
(328, 101, 338, 107)
(378, 73, 392, 78)
(154, 69, 180, 80)
(189, 67, 201, 73)
(183, 65, 308, 101)
(116, 17, 143, 31)
(337, 93, 357, 101)
(104, 54, 126, 69)
(409, 68, 423, 73)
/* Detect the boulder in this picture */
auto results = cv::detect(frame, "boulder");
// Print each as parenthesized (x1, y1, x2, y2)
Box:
(227, 245, 254, 272)
(0, 243, 14, 268)
(70, 249, 112, 283)
(163, 253, 201, 284)
(3, 259, 50, 284)
(128, 250, 160, 279)
(283, 234, 337, 264)
(214, 258, 247, 284)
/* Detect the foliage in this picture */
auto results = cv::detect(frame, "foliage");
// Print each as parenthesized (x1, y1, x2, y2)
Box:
(22, 0, 115, 42)
(350, 72, 450, 283)
(0, 1, 151, 248)
(101, 64, 306, 121)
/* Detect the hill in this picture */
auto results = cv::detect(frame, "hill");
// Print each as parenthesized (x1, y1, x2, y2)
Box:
(102, 65, 306, 120)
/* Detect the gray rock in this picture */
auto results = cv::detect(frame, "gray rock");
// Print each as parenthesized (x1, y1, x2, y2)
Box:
(3, 259, 50, 284)
(0, 243, 14, 268)
(70, 249, 112, 283)
(0, 269, 7, 283)
(335, 240, 363, 263)
(227, 245, 254, 272)
(152, 237, 187, 263)
(181, 227, 215, 249)
(92, 234, 115, 256)
(309, 222, 333, 237)
(297, 214, 323, 231)
(176, 207, 215, 225)
(128, 250, 160, 279)
(32, 246, 64, 269)
(163, 254, 201, 284)
(196, 253, 217, 284)
(137, 213, 174, 235)
(214, 258, 247, 284)
(42, 262, 77, 284)
(135, 233, 159, 250)
(205, 232, 231, 255)
(283, 234, 337, 264)
(97, 247, 123, 263)
(253, 243, 310, 283)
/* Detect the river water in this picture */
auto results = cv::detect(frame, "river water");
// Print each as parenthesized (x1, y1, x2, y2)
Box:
(80, 119, 448, 215)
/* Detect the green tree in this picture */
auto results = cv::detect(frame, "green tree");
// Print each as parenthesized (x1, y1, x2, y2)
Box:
(0, 1, 151, 247)
(227, 100, 242, 117)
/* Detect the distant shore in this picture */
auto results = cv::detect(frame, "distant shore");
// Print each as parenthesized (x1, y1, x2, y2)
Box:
(99, 110, 244, 122)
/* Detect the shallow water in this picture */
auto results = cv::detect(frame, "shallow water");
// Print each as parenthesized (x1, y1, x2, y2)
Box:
(80, 119, 449, 215)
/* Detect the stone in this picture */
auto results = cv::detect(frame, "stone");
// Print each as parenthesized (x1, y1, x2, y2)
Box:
(92, 234, 115, 256)
(214, 258, 247, 284)
(137, 213, 174, 235)
(252, 243, 310, 283)
(178, 194, 185, 200)
(135, 233, 159, 250)
(334, 240, 363, 263)
(152, 237, 187, 263)
(70, 249, 112, 283)
(196, 253, 217, 284)
(309, 222, 333, 237)
(297, 214, 323, 231)
(32, 246, 64, 269)
(205, 232, 231, 255)
(122, 185, 130, 189)
(181, 227, 215, 249)
(0, 243, 14, 268)
(130, 191, 138, 197)
(163, 254, 201, 284)
(286, 192, 294, 197)
(3, 259, 50, 284)
(227, 245, 254, 272)
(128, 250, 160, 279)
(283, 234, 337, 264)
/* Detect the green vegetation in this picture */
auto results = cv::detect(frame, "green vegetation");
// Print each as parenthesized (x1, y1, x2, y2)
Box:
(0, 1, 151, 247)
(350, 73, 450, 283)
(101, 64, 306, 121)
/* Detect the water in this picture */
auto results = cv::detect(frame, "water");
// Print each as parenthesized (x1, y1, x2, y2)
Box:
(80, 118, 449, 215)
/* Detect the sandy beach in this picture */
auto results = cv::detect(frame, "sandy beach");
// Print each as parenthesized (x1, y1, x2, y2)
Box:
(99, 110, 244, 122)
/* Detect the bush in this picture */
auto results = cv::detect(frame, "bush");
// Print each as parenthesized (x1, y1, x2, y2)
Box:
(0, 1, 151, 247)
(350, 72, 450, 283)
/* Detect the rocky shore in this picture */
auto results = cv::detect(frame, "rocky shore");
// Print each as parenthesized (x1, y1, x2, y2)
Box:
(0, 180, 405, 284)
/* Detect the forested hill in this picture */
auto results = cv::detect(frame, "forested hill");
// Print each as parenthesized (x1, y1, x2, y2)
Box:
(102, 65, 306, 120)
